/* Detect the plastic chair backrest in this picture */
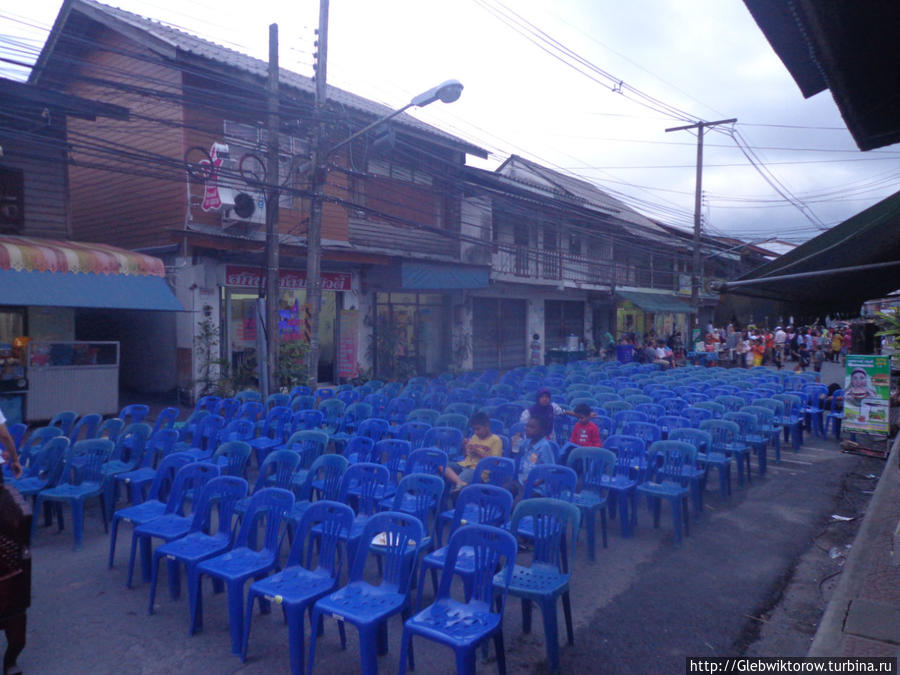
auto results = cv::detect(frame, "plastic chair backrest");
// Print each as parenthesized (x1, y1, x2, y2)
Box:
(742, 405, 775, 429)
(237, 401, 264, 423)
(266, 393, 291, 410)
(437, 524, 518, 607)
(434, 413, 468, 433)
(95, 417, 123, 443)
(145, 451, 196, 502)
(636, 403, 666, 420)
(603, 434, 647, 477)
(162, 461, 221, 514)
(613, 409, 649, 430)
(189, 475, 250, 537)
(406, 447, 448, 476)
(472, 456, 515, 486)
(290, 409, 324, 432)
(646, 440, 697, 485)
(700, 419, 740, 446)
(221, 419, 255, 443)
(714, 395, 746, 413)
(682, 406, 713, 427)
(510, 498, 580, 572)
(19, 426, 64, 465)
(603, 400, 633, 416)
(395, 421, 432, 449)
(296, 454, 349, 501)
(621, 420, 661, 445)
(657, 415, 691, 435)
(341, 402, 373, 430)
(390, 473, 444, 536)
(667, 428, 712, 455)
(450, 483, 513, 532)
(112, 422, 152, 464)
(566, 446, 615, 493)
(523, 464, 577, 500)
(342, 436, 376, 464)
(338, 462, 391, 516)
(260, 406, 291, 439)
(422, 426, 464, 456)
(407, 408, 440, 426)
(48, 411, 78, 436)
(373, 439, 412, 481)
(317, 398, 345, 424)
(251, 448, 302, 494)
(347, 511, 424, 594)
(357, 417, 391, 442)
(119, 404, 150, 426)
(284, 430, 329, 469)
(236, 390, 262, 403)
(289, 385, 312, 398)
(336, 390, 360, 406)
(723, 411, 758, 436)
(287, 500, 355, 572)
(233, 487, 294, 552)
(213, 398, 239, 422)
(211, 441, 252, 477)
(67, 438, 115, 484)
(693, 401, 725, 418)
(290, 395, 317, 413)
(19, 436, 69, 487)
(145, 428, 180, 464)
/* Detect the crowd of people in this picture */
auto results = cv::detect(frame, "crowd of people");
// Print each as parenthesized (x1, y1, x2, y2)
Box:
(693, 323, 853, 372)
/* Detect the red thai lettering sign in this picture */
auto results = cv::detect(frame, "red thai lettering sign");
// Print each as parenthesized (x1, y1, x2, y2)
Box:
(225, 266, 352, 291)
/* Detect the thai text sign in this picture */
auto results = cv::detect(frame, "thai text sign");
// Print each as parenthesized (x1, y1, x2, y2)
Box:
(843, 354, 890, 436)
(225, 266, 352, 291)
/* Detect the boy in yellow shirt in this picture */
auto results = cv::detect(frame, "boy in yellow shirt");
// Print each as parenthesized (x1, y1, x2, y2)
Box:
(444, 411, 503, 489)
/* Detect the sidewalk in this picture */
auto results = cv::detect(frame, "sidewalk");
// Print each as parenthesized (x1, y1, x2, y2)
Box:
(809, 423, 900, 657)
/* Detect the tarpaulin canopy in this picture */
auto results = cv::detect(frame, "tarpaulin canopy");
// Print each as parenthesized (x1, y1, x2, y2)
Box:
(718, 190, 900, 320)
(0, 235, 182, 310)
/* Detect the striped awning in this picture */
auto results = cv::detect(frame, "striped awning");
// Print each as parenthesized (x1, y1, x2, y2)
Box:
(0, 235, 164, 276)
(0, 235, 181, 311)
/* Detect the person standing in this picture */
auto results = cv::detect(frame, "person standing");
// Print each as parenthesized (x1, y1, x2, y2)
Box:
(831, 330, 844, 363)
(0, 410, 22, 481)
(774, 326, 787, 362)
(529, 333, 543, 366)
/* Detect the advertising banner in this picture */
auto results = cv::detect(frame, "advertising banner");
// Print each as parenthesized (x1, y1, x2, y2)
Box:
(842, 354, 891, 436)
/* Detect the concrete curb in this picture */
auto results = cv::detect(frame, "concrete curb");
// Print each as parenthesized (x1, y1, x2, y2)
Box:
(808, 432, 900, 655)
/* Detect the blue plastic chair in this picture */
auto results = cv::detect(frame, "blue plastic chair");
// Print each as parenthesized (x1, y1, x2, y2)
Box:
(290, 409, 325, 432)
(237, 449, 302, 520)
(318, 399, 346, 435)
(331, 463, 391, 565)
(103, 422, 153, 518)
(289, 385, 312, 398)
(11, 436, 69, 509)
(419, 484, 513, 599)
(283, 430, 330, 485)
(381, 473, 445, 555)
(68, 413, 102, 442)
(242, 500, 355, 673)
(119, 404, 150, 426)
(178, 413, 226, 461)
(435, 413, 469, 435)
(423, 426, 464, 462)
(801, 384, 829, 439)
(336, 389, 360, 406)
(126, 461, 220, 588)
(107, 452, 196, 572)
(236, 390, 263, 403)
(357, 418, 392, 443)
(501, 499, 581, 672)
(286, 454, 350, 536)
(148, 475, 249, 615)
(635, 441, 697, 545)
(682, 406, 713, 428)
(599, 435, 646, 538)
(724, 411, 768, 477)
(394, 421, 432, 450)
(214, 397, 240, 422)
(386, 396, 418, 425)
(621, 420, 661, 447)
(668, 428, 717, 507)
(192, 487, 294, 654)
(823, 390, 845, 439)
(399, 524, 518, 675)
(742, 405, 782, 464)
(115, 429, 181, 504)
(699, 420, 743, 494)
(250, 406, 292, 466)
(407, 408, 440, 426)
(291, 395, 317, 414)
(406, 447, 449, 477)
(342, 436, 376, 464)
(657, 415, 691, 439)
(237, 400, 264, 423)
(332, 402, 374, 441)
(709, 416, 754, 486)
(211, 440, 253, 478)
(31, 438, 114, 549)
(308, 511, 424, 675)
(15, 426, 63, 470)
(567, 446, 615, 561)
(773, 393, 805, 450)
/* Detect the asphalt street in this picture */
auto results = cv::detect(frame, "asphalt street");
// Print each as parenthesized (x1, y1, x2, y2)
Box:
(11, 361, 885, 674)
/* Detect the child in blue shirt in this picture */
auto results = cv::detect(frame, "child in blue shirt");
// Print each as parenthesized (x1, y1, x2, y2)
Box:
(513, 416, 555, 488)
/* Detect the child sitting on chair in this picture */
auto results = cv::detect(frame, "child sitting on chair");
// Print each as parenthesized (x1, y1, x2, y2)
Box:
(444, 411, 503, 490)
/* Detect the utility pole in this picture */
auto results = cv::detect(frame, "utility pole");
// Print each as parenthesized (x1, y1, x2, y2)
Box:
(264, 23, 280, 395)
(305, 0, 329, 389)
(665, 117, 736, 334)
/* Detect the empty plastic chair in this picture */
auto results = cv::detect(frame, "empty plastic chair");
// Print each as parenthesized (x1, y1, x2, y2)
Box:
(635, 441, 697, 545)
(48, 411, 78, 437)
(119, 404, 150, 426)
(192, 487, 294, 654)
(399, 524, 517, 675)
(567, 446, 614, 560)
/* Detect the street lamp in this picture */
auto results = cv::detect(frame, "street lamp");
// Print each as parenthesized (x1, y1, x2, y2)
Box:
(304, 79, 465, 388)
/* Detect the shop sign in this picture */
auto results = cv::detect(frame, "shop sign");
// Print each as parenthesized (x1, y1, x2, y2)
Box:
(225, 266, 352, 291)
(842, 354, 891, 436)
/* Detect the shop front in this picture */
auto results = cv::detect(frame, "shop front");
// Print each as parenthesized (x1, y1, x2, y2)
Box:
(222, 265, 356, 385)
(615, 290, 695, 343)
(0, 235, 182, 423)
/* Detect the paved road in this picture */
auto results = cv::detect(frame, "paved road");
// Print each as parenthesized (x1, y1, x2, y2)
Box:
(15, 361, 884, 674)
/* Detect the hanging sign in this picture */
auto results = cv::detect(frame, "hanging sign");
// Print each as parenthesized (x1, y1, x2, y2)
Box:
(842, 354, 891, 436)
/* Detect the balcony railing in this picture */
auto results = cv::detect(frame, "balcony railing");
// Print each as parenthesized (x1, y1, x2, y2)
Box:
(489, 243, 676, 290)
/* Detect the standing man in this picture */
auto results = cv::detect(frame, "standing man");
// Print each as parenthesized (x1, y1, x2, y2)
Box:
(0, 410, 22, 481)
(774, 326, 787, 363)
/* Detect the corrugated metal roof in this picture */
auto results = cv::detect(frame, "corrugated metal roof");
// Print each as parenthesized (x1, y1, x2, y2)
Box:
(35, 0, 487, 157)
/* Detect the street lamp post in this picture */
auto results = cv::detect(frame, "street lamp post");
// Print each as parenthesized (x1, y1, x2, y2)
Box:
(304, 79, 464, 388)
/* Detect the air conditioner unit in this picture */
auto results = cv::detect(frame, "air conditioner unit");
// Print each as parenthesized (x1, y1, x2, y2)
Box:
(219, 187, 266, 226)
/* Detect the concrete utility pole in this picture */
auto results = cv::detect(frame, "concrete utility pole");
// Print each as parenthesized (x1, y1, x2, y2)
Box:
(305, 0, 329, 389)
(264, 23, 281, 395)
(665, 117, 736, 331)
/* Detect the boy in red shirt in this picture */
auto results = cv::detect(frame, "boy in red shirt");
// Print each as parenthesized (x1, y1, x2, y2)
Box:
(569, 403, 603, 447)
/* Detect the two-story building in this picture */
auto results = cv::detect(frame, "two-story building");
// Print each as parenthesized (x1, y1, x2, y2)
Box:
(31, 0, 490, 393)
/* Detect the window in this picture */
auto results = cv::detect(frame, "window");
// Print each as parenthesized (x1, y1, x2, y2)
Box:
(544, 300, 585, 349)
(367, 159, 433, 186)
(222, 121, 308, 208)
(569, 231, 582, 256)
(0, 168, 25, 232)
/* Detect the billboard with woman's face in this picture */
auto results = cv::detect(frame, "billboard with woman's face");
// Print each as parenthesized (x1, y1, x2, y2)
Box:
(843, 355, 890, 436)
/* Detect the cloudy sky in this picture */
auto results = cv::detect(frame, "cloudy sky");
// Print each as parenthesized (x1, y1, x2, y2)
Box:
(3, 0, 899, 244)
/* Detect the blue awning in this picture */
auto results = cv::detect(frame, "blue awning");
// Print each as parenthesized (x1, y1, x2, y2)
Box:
(616, 290, 696, 314)
(401, 262, 489, 290)
(0, 269, 183, 310)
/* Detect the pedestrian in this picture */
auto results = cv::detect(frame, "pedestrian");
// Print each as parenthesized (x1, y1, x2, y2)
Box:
(0, 410, 22, 481)
(831, 330, 844, 363)
(529, 333, 543, 366)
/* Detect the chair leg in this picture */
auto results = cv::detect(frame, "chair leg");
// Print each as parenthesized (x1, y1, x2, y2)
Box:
(540, 597, 561, 673)
(494, 628, 507, 675)
(71, 500, 84, 550)
(358, 624, 378, 675)
(561, 591, 574, 646)
(398, 628, 412, 675)
(148, 552, 163, 615)
(108, 516, 120, 569)
(521, 598, 532, 634)
(126, 533, 140, 588)
(583, 509, 595, 562)
(241, 590, 256, 663)
(455, 648, 477, 674)
(600, 508, 608, 549)
(188, 569, 204, 635)
(226, 578, 245, 655)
